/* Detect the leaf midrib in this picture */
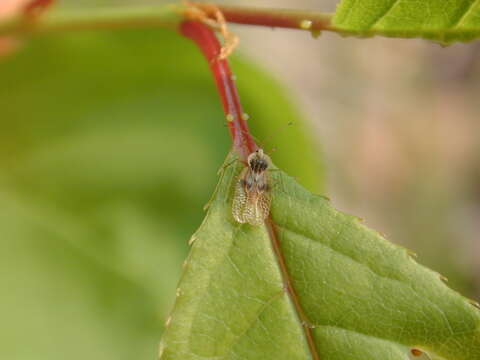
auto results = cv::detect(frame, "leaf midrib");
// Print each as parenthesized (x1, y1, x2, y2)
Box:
(223, 157, 321, 359)
(265, 219, 321, 360)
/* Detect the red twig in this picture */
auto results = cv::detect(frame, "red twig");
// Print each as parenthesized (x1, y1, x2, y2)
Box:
(217, 5, 332, 32)
(180, 20, 257, 161)
(181, 17, 321, 360)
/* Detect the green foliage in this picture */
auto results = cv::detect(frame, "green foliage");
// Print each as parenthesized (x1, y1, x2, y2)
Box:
(2, 3, 478, 360)
(0, 29, 320, 360)
(161, 152, 480, 360)
(333, 0, 480, 44)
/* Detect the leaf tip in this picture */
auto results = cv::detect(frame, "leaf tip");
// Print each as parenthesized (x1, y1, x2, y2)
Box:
(165, 315, 172, 327)
(319, 194, 330, 201)
(188, 235, 195, 245)
(158, 338, 166, 360)
(468, 299, 480, 311)
(407, 249, 418, 258)
(439, 274, 448, 283)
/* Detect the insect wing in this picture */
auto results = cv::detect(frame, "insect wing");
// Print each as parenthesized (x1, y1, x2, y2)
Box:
(232, 169, 270, 226)
(248, 185, 271, 225)
(232, 169, 248, 224)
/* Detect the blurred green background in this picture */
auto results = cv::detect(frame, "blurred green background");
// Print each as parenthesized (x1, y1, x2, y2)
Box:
(1, 1, 479, 360)
(0, 3, 321, 359)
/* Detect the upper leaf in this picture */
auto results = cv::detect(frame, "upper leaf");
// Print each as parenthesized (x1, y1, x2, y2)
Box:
(333, 0, 480, 44)
(160, 152, 480, 360)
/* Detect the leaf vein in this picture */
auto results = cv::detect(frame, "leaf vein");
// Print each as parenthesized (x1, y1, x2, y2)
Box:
(276, 225, 405, 286)
(222, 291, 285, 359)
(368, 0, 402, 29)
(451, 0, 479, 29)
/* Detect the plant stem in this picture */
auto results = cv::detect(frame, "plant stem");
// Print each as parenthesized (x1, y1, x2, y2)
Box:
(218, 4, 333, 33)
(0, 4, 334, 37)
(0, 5, 183, 36)
(180, 20, 257, 161)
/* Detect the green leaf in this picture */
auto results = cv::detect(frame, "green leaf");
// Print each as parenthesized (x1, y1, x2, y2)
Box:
(160, 152, 480, 360)
(333, 0, 480, 44)
(0, 29, 321, 360)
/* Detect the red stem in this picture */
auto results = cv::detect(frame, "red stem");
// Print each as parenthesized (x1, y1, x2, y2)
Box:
(180, 20, 257, 161)
(181, 17, 321, 360)
(218, 5, 332, 32)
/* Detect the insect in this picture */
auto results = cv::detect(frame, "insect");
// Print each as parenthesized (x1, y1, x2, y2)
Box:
(232, 148, 272, 225)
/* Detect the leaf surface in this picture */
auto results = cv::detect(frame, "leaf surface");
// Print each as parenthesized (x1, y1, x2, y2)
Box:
(333, 0, 480, 44)
(160, 152, 480, 360)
